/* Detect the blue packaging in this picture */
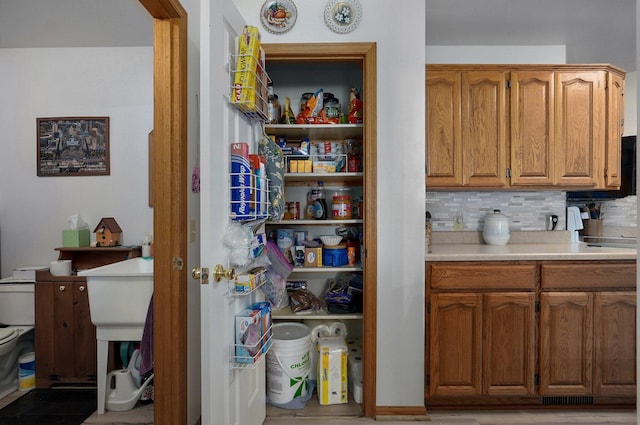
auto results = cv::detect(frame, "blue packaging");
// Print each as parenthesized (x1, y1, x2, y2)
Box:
(231, 143, 252, 220)
(323, 246, 348, 267)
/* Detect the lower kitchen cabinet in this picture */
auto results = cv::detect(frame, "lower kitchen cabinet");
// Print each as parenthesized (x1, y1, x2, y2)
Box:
(427, 262, 536, 400)
(426, 260, 636, 408)
(35, 276, 96, 387)
(540, 261, 637, 400)
(429, 292, 536, 397)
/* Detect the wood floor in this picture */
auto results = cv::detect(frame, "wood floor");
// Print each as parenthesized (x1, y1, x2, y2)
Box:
(1, 389, 637, 424)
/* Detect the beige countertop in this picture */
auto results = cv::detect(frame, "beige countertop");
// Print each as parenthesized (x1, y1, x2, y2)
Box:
(426, 230, 637, 262)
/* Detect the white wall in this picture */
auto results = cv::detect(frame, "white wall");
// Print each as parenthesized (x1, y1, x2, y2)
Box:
(426, 45, 566, 64)
(0, 47, 153, 277)
(232, 0, 427, 408)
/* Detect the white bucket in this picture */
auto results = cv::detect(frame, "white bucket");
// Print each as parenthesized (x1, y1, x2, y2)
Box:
(266, 323, 312, 405)
(18, 352, 35, 391)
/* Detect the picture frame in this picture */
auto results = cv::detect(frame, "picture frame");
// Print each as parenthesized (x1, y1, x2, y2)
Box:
(37, 116, 110, 176)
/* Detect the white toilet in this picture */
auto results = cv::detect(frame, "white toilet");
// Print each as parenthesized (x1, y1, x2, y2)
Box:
(0, 278, 35, 399)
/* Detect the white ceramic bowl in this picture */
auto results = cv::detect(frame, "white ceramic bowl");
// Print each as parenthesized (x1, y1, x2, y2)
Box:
(320, 235, 342, 246)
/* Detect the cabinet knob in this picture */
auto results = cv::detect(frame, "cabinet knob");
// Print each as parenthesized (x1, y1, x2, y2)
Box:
(59, 285, 65, 291)
(79, 286, 86, 292)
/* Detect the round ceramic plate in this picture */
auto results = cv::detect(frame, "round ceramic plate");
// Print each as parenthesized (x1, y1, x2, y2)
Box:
(260, 0, 297, 34)
(324, 0, 362, 34)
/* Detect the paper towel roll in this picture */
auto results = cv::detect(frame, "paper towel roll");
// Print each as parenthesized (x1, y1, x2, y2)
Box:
(50, 260, 72, 276)
(328, 321, 348, 337)
(310, 324, 331, 342)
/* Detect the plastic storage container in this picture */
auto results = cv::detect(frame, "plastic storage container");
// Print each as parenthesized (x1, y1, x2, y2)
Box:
(322, 245, 348, 267)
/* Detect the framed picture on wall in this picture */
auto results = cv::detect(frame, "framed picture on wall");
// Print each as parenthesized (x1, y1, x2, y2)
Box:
(36, 116, 110, 176)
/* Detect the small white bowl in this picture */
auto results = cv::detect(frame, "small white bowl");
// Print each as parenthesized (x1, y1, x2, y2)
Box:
(320, 235, 342, 246)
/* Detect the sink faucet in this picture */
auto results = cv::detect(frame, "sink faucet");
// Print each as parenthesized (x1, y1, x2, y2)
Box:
(566, 206, 583, 244)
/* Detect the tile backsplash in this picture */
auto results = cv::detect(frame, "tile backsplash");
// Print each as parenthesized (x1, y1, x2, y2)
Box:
(426, 191, 638, 232)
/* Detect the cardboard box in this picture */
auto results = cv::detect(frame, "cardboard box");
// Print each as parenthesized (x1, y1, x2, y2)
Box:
(235, 307, 263, 363)
(304, 247, 323, 267)
(231, 26, 264, 112)
(62, 229, 90, 247)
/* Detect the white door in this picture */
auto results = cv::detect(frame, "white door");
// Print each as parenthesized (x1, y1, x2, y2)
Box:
(199, 0, 266, 424)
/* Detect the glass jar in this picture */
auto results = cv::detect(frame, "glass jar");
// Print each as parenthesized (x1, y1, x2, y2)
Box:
(324, 97, 341, 121)
(299, 92, 313, 113)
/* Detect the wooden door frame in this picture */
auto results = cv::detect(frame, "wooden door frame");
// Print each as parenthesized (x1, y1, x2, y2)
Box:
(137, 1, 188, 424)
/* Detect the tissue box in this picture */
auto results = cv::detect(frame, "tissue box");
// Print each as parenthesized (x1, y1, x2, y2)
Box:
(62, 229, 90, 247)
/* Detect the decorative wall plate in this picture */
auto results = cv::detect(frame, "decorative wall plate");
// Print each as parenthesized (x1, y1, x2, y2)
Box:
(260, 0, 297, 34)
(324, 0, 362, 34)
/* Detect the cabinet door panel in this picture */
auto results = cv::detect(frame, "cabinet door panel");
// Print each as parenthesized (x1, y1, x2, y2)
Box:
(555, 71, 605, 187)
(462, 71, 508, 187)
(35, 282, 55, 387)
(540, 292, 593, 395)
(429, 293, 482, 396)
(73, 282, 97, 380)
(605, 72, 624, 188)
(510, 71, 555, 186)
(483, 293, 536, 395)
(426, 70, 462, 187)
(53, 282, 76, 378)
(594, 292, 636, 395)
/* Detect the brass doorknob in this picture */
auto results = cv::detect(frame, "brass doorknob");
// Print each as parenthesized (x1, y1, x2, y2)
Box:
(192, 267, 201, 279)
(213, 264, 235, 282)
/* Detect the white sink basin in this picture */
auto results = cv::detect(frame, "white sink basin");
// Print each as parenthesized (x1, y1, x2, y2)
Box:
(78, 257, 153, 415)
(78, 257, 153, 339)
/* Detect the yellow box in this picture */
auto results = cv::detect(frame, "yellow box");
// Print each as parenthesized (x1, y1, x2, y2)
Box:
(289, 160, 298, 173)
(231, 26, 263, 111)
(303, 160, 312, 173)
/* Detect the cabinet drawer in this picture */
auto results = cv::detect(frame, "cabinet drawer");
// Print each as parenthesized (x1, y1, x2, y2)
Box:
(429, 262, 536, 290)
(541, 261, 637, 289)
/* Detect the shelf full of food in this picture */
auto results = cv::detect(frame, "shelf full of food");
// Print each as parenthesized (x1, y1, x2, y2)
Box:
(265, 123, 363, 140)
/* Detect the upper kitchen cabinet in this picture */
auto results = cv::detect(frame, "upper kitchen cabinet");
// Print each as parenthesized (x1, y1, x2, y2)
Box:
(605, 71, 625, 188)
(554, 70, 606, 187)
(426, 68, 508, 188)
(425, 64, 625, 191)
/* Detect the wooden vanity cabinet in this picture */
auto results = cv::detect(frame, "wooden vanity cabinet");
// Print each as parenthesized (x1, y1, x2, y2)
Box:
(35, 274, 96, 387)
(427, 262, 537, 398)
(539, 261, 636, 399)
(34, 247, 141, 388)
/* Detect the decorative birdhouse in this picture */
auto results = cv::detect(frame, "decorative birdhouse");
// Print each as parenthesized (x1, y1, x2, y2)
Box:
(93, 217, 123, 247)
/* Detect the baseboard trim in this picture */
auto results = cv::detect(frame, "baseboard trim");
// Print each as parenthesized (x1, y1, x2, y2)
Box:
(375, 405, 428, 420)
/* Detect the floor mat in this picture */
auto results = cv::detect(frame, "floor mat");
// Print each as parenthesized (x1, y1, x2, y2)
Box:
(0, 388, 96, 425)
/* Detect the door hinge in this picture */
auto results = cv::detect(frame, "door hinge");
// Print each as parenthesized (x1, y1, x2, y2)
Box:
(427, 302, 431, 314)
(506, 79, 511, 89)
(535, 301, 540, 313)
(506, 168, 512, 178)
